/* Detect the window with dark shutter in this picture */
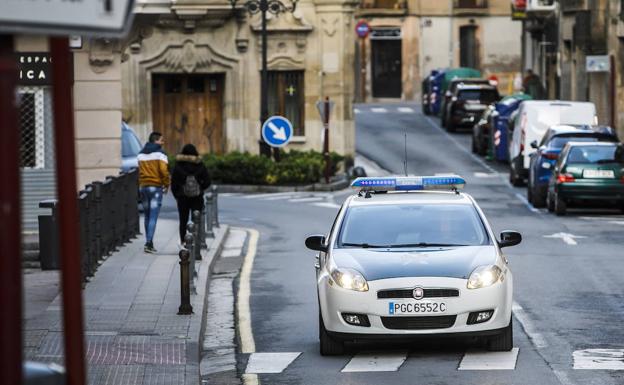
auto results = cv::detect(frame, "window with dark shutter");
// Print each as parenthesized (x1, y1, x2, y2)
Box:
(267, 70, 305, 136)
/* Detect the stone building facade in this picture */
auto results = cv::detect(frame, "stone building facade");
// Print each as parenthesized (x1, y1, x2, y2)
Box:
(515, 0, 624, 138)
(355, 0, 522, 101)
(122, 0, 358, 157)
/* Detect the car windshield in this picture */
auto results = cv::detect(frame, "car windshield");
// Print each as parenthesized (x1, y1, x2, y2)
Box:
(457, 90, 498, 104)
(122, 128, 143, 158)
(338, 204, 489, 248)
(549, 135, 610, 149)
(567, 145, 624, 164)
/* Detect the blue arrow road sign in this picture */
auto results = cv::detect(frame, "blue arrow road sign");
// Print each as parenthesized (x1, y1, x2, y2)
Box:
(262, 115, 293, 148)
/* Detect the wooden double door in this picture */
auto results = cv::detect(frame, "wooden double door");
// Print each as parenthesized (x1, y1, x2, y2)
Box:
(152, 73, 224, 155)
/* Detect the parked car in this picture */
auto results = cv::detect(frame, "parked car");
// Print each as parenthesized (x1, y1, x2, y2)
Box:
(121, 122, 142, 173)
(442, 78, 492, 128)
(471, 104, 496, 156)
(445, 84, 500, 132)
(428, 67, 481, 116)
(527, 125, 619, 207)
(508, 101, 597, 186)
(547, 142, 624, 215)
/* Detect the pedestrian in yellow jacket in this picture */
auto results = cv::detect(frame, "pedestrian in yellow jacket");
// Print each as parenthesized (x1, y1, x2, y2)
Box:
(137, 132, 170, 253)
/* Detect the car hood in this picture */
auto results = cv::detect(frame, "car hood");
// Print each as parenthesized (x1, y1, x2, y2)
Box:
(331, 246, 497, 281)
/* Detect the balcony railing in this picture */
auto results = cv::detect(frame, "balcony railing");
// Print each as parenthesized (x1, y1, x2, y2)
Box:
(454, 0, 488, 8)
(361, 0, 406, 10)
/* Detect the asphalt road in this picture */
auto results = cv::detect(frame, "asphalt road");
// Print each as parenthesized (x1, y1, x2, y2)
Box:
(215, 103, 624, 385)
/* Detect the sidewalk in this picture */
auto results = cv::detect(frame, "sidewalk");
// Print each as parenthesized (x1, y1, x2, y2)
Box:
(23, 218, 229, 385)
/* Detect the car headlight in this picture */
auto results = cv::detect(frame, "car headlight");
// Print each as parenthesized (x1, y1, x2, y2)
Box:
(330, 268, 369, 292)
(467, 265, 502, 289)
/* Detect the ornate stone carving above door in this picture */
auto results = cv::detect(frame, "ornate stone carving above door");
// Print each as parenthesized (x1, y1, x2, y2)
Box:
(141, 39, 239, 73)
(321, 17, 339, 37)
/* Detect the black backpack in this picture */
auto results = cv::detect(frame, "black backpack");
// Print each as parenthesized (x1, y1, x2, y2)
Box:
(183, 175, 201, 197)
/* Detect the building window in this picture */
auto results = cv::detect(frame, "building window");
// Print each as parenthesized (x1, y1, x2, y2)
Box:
(268, 70, 305, 136)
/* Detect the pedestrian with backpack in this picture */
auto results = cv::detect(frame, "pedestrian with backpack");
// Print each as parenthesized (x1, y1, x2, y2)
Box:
(171, 144, 211, 244)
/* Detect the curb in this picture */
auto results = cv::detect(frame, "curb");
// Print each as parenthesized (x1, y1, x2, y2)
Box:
(185, 224, 230, 385)
(217, 177, 350, 193)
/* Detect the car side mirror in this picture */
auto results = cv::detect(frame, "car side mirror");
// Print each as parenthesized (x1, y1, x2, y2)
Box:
(530, 140, 539, 149)
(305, 235, 327, 252)
(499, 231, 522, 248)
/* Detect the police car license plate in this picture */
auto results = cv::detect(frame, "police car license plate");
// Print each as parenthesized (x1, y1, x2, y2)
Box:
(388, 302, 447, 315)
(583, 170, 614, 178)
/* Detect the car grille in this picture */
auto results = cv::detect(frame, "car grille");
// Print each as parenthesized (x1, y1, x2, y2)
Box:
(377, 288, 459, 299)
(381, 315, 457, 330)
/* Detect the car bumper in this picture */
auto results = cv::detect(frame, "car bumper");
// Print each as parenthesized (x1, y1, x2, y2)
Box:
(452, 113, 481, 126)
(319, 275, 512, 337)
(558, 182, 624, 201)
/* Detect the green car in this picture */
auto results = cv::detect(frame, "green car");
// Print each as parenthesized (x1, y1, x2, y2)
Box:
(547, 142, 624, 215)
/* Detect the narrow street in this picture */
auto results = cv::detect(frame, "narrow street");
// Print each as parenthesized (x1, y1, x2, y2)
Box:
(216, 103, 624, 385)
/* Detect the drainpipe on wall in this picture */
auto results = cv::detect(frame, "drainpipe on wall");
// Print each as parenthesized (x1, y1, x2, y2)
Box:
(448, 0, 453, 67)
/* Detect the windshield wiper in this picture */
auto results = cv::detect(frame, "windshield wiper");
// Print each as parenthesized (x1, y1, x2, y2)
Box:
(341, 242, 389, 248)
(387, 243, 468, 248)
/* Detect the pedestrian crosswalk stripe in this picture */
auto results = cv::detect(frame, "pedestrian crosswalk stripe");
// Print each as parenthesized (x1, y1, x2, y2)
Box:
(458, 348, 519, 370)
(573, 349, 624, 370)
(289, 197, 324, 203)
(397, 107, 414, 113)
(341, 352, 408, 372)
(371, 107, 388, 113)
(245, 352, 301, 374)
(312, 202, 341, 209)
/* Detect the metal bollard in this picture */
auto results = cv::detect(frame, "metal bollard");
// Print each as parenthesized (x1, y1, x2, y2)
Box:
(193, 210, 205, 258)
(211, 185, 219, 228)
(185, 225, 197, 296)
(177, 248, 193, 315)
(204, 192, 215, 238)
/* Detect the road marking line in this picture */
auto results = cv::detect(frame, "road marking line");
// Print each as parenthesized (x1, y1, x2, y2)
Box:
(543, 232, 587, 246)
(341, 352, 408, 372)
(288, 197, 324, 203)
(243, 192, 295, 199)
(610, 221, 624, 225)
(573, 349, 624, 370)
(354, 108, 361, 114)
(514, 192, 540, 213)
(312, 202, 341, 209)
(237, 228, 259, 354)
(245, 352, 301, 373)
(474, 172, 499, 178)
(512, 301, 548, 349)
(371, 107, 388, 113)
(458, 348, 519, 370)
(261, 195, 297, 201)
(220, 193, 241, 197)
(397, 107, 414, 113)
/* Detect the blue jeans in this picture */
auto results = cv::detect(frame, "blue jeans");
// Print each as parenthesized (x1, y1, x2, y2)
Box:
(140, 186, 163, 244)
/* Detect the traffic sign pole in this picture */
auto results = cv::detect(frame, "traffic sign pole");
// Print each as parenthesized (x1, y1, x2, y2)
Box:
(323, 97, 330, 184)
(50, 37, 87, 385)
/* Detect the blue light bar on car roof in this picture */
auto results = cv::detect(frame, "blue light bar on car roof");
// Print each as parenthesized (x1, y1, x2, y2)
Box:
(350, 175, 466, 192)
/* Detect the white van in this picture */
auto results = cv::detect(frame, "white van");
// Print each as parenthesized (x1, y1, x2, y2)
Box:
(508, 101, 597, 186)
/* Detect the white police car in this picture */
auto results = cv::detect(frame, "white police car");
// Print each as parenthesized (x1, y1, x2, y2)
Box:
(305, 176, 522, 355)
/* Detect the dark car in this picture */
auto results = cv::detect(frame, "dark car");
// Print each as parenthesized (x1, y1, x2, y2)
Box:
(528, 125, 618, 207)
(547, 142, 624, 215)
(471, 104, 496, 156)
(441, 78, 492, 128)
(445, 85, 500, 132)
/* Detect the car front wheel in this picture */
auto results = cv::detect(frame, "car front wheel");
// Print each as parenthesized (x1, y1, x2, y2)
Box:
(319, 311, 345, 356)
(487, 319, 513, 352)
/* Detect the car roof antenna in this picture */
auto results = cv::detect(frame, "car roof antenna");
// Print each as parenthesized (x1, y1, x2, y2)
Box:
(403, 126, 408, 177)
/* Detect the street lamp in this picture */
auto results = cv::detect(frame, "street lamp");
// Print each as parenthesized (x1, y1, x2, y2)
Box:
(230, 0, 299, 157)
